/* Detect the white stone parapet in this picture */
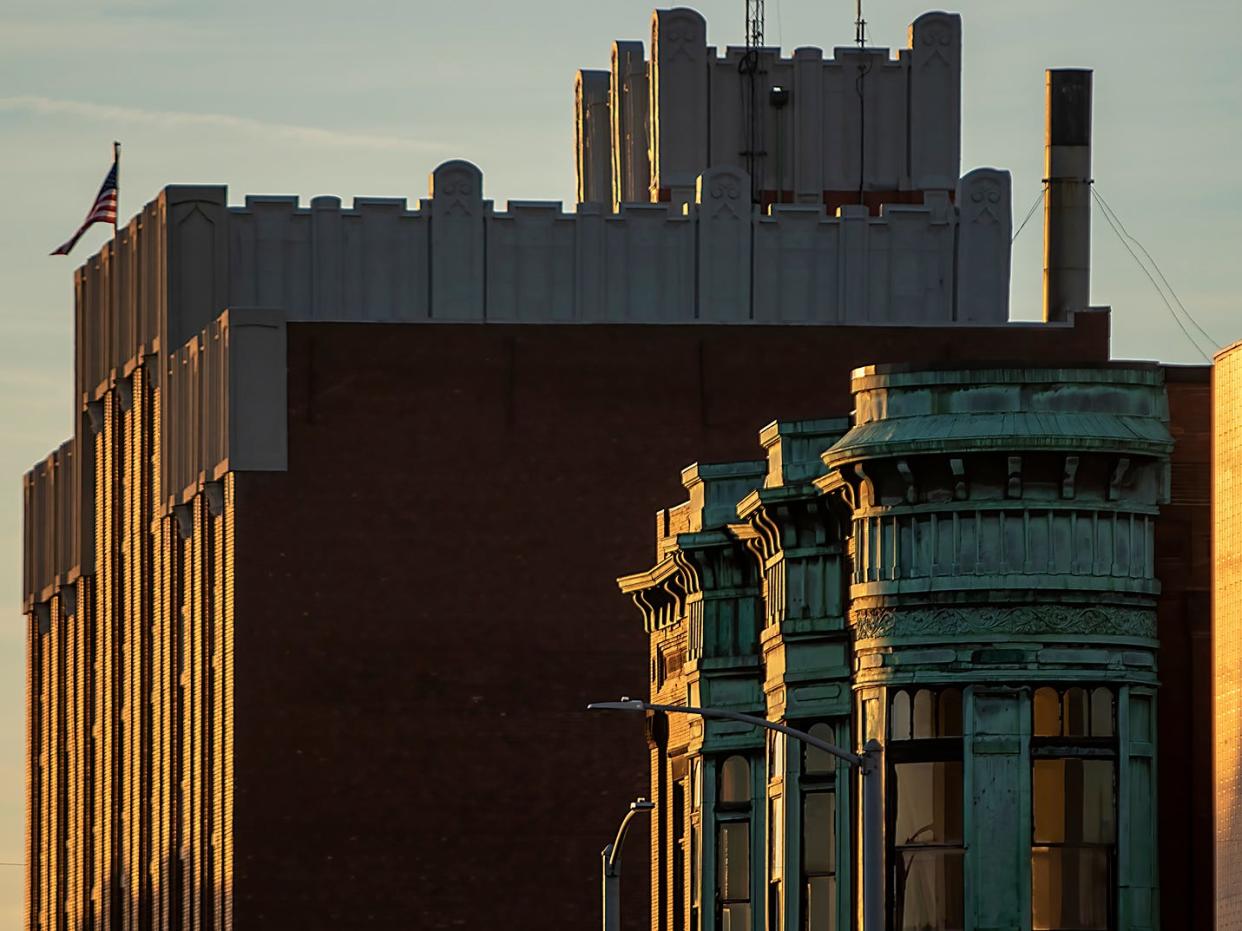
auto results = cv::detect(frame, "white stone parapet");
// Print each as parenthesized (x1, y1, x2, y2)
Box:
(70, 159, 1013, 407)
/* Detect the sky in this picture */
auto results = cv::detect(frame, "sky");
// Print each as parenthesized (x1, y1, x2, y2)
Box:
(1, 0, 1240, 923)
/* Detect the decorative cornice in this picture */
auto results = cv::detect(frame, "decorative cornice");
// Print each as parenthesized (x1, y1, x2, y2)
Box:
(850, 604, 1156, 641)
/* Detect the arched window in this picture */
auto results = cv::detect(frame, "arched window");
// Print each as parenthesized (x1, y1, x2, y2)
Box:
(720, 755, 750, 806)
(912, 689, 935, 739)
(1034, 687, 1061, 736)
(890, 691, 912, 741)
(804, 723, 838, 776)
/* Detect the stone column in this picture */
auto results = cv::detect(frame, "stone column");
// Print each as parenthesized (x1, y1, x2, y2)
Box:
(575, 70, 611, 206)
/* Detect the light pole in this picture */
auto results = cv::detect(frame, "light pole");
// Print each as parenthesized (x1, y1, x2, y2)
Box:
(601, 797, 655, 931)
(588, 698, 884, 931)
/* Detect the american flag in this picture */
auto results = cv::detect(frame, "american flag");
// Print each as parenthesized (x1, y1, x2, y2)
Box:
(51, 149, 119, 256)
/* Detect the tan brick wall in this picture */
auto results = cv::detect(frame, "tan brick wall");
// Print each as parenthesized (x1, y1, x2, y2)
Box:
(1216, 344, 1242, 929)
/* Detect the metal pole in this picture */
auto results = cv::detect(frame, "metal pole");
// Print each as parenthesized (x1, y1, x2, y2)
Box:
(861, 738, 884, 931)
(589, 700, 882, 926)
(601, 843, 621, 931)
(601, 798, 653, 931)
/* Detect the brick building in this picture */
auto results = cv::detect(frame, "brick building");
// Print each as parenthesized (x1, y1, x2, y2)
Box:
(20, 7, 1212, 931)
(1214, 342, 1242, 931)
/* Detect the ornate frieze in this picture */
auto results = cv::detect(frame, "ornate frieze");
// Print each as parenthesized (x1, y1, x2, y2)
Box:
(849, 603, 1157, 642)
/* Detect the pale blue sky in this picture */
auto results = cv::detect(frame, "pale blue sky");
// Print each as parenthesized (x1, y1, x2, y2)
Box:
(2, 0, 1239, 923)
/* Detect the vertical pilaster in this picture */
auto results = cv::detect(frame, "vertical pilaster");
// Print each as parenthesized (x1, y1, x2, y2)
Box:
(649, 8, 708, 207)
(1119, 687, 1159, 930)
(610, 41, 649, 209)
(907, 13, 962, 191)
(428, 160, 486, 320)
(955, 169, 1012, 323)
(696, 167, 752, 322)
(575, 70, 612, 206)
(966, 687, 1029, 931)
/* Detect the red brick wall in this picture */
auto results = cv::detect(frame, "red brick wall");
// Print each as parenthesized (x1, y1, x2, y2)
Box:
(229, 317, 1120, 929)
(1157, 368, 1213, 931)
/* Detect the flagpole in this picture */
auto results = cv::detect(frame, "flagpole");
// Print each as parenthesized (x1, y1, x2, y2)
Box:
(113, 141, 120, 233)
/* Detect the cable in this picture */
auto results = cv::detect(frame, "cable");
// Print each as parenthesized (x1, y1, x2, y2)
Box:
(1093, 192, 1213, 362)
(1011, 184, 1046, 244)
(1092, 186, 1219, 350)
(856, 57, 873, 207)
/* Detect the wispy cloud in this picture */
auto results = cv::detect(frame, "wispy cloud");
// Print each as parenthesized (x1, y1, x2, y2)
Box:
(0, 95, 442, 153)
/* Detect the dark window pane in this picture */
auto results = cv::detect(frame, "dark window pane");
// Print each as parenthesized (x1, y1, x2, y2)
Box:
(1062, 687, 1090, 737)
(770, 731, 784, 781)
(890, 691, 911, 741)
(691, 826, 700, 906)
(937, 689, 963, 737)
(1034, 687, 1060, 736)
(718, 821, 751, 900)
(805, 723, 838, 775)
(721, 903, 752, 931)
(896, 849, 965, 931)
(802, 791, 835, 873)
(1090, 687, 1114, 738)
(805, 875, 836, 931)
(1033, 760, 1115, 845)
(894, 762, 963, 845)
(770, 795, 784, 878)
(1031, 846, 1110, 930)
(769, 882, 783, 931)
(721, 755, 750, 805)
(913, 690, 935, 739)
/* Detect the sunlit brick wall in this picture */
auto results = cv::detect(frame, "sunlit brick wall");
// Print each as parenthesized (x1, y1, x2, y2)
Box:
(1215, 343, 1242, 930)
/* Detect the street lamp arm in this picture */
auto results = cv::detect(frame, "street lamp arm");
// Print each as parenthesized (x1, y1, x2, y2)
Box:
(587, 699, 866, 769)
(604, 802, 651, 876)
(587, 697, 882, 930)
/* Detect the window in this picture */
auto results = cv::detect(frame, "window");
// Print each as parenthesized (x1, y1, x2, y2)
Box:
(718, 755, 752, 931)
(801, 722, 838, 931)
(769, 793, 784, 931)
(721, 756, 750, 805)
(888, 688, 965, 931)
(1031, 687, 1116, 931)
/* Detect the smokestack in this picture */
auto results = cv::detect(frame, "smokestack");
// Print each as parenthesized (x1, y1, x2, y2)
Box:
(1043, 69, 1093, 322)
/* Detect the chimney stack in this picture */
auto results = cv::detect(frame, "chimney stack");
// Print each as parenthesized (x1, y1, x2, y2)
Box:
(1043, 69, 1093, 322)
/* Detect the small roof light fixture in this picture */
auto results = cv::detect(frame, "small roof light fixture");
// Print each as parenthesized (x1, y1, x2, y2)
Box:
(769, 85, 790, 109)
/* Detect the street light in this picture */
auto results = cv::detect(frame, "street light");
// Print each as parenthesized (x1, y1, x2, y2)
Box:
(588, 697, 884, 931)
(601, 797, 655, 931)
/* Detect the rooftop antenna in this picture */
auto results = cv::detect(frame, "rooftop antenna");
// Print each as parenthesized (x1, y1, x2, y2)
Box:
(741, 0, 765, 205)
(854, 0, 867, 47)
(746, 0, 764, 49)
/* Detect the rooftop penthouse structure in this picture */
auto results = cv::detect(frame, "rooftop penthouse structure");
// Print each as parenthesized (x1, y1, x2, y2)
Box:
(575, 10, 963, 211)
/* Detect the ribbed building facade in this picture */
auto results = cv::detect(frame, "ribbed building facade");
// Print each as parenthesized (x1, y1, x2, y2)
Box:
(25, 370, 235, 931)
(1215, 341, 1242, 931)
